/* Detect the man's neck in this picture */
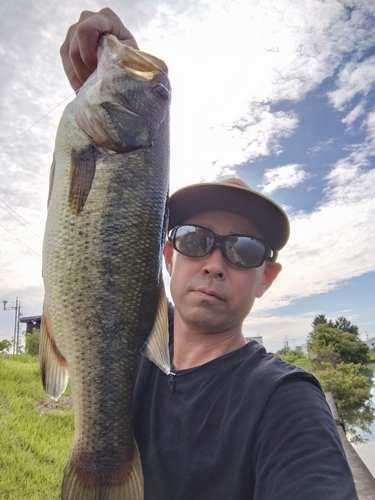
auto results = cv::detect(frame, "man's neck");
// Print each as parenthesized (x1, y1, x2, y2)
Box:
(172, 317, 247, 370)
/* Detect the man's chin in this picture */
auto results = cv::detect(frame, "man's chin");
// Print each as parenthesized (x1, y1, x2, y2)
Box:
(180, 306, 226, 333)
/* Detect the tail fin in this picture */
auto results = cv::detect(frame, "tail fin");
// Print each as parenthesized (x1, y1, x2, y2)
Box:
(61, 443, 143, 500)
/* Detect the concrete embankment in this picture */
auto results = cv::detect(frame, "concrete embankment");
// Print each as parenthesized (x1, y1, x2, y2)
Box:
(325, 393, 375, 500)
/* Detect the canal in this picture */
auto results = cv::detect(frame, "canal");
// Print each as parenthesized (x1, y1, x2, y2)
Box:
(340, 367, 375, 477)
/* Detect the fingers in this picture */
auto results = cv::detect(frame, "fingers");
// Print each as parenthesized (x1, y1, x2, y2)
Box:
(60, 8, 139, 91)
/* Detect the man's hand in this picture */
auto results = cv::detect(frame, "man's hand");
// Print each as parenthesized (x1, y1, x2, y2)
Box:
(60, 8, 139, 91)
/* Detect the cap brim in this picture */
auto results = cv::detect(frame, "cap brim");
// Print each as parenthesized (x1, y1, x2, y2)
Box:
(168, 182, 290, 252)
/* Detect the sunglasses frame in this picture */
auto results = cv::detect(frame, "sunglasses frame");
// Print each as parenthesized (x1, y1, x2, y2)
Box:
(169, 224, 273, 269)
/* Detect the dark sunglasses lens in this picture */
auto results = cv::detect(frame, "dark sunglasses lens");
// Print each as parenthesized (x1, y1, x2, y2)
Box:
(174, 226, 213, 257)
(224, 236, 266, 268)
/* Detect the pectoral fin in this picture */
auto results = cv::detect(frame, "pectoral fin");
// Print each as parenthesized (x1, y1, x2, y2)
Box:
(141, 280, 171, 374)
(69, 145, 97, 215)
(39, 301, 69, 401)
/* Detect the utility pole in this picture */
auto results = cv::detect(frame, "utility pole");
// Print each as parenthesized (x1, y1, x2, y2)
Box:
(284, 335, 289, 351)
(2, 297, 22, 355)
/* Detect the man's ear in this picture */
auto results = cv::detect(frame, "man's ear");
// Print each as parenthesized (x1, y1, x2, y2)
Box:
(256, 261, 282, 298)
(164, 240, 173, 276)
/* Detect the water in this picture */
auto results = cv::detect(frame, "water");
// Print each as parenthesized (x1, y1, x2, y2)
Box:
(340, 367, 375, 476)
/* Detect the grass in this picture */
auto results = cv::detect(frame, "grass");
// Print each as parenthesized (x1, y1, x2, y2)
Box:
(0, 355, 74, 499)
(292, 357, 312, 370)
(0, 348, 372, 498)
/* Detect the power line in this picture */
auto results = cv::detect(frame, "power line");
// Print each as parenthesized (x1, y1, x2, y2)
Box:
(0, 223, 41, 257)
(0, 199, 42, 239)
(0, 92, 74, 154)
(0, 94, 75, 256)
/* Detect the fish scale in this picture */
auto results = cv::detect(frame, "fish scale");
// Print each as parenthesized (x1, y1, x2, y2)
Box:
(40, 35, 171, 499)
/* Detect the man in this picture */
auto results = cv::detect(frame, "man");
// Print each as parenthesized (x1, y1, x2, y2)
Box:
(61, 9, 358, 499)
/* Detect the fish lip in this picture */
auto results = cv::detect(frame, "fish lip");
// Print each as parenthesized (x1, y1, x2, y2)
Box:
(194, 288, 224, 301)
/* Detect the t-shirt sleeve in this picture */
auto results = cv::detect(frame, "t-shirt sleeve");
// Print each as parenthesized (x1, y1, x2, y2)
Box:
(251, 376, 358, 500)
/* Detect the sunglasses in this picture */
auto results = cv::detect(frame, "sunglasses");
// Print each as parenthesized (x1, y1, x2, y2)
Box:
(169, 224, 273, 269)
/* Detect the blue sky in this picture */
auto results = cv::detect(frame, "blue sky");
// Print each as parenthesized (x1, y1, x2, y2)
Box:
(0, 0, 374, 352)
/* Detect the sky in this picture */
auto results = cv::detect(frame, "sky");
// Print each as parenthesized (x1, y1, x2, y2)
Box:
(0, 0, 374, 353)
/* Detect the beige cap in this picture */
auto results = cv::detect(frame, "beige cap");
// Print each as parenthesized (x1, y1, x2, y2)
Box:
(168, 177, 290, 253)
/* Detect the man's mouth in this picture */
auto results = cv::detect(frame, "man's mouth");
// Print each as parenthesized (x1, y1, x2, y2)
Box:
(194, 288, 224, 301)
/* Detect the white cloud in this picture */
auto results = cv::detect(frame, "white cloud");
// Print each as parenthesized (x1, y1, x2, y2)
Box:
(341, 101, 366, 126)
(243, 312, 313, 352)
(135, 0, 375, 189)
(307, 138, 335, 156)
(251, 110, 375, 314)
(261, 164, 309, 194)
(328, 56, 375, 111)
(169, 104, 299, 191)
(244, 302, 375, 352)
(1, 0, 375, 341)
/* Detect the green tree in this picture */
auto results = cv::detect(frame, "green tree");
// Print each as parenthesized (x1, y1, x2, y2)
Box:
(312, 314, 328, 328)
(314, 362, 371, 408)
(331, 316, 359, 335)
(311, 314, 359, 335)
(308, 343, 341, 369)
(0, 339, 12, 354)
(308, 324, 369, 367)
(25, 328, 40, 357)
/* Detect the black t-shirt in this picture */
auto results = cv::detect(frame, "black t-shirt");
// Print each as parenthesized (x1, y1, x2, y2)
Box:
(132, 341, 358, 500)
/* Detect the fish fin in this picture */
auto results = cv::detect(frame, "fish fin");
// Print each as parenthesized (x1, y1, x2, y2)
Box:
(61, 440, 143, 500)
(141, 280, 171, 374)
(69, 145, 97, 215)
(39, 302, 68, 401)
(47, 153, 56, 208)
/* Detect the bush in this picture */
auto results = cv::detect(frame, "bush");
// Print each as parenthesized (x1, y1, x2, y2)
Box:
(279, 350, 306, 364)
(314, 362, 371, 408)
(308, 344, 341, 370)
(26, 328, 40, 357)
(0, 339, 12, 354)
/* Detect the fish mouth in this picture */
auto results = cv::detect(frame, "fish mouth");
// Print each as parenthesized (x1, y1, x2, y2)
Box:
(74, 35, 170, 152)
(99, 35, 169, 151)
(105, 35, 168, 79)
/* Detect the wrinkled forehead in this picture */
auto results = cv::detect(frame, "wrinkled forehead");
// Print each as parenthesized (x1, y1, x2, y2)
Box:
(182, 210, 266, 241)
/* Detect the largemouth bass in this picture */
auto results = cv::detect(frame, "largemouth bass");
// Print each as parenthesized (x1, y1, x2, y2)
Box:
(40, 35, 171, 499)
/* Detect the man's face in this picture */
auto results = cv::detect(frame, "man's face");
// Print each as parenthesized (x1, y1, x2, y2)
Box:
(164, 210, 281, 335)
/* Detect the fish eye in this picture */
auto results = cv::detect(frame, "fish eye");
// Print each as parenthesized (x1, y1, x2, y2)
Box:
(155, 84, 170, 101)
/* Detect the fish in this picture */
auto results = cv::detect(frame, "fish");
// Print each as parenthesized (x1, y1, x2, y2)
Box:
(39, 34, 171, 499)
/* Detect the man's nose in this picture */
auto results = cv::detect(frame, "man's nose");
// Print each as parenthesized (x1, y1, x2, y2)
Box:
(202, 246, 226, 278)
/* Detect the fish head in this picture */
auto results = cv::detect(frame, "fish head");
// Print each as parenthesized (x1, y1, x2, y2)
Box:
(74, 35, 171, 152)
